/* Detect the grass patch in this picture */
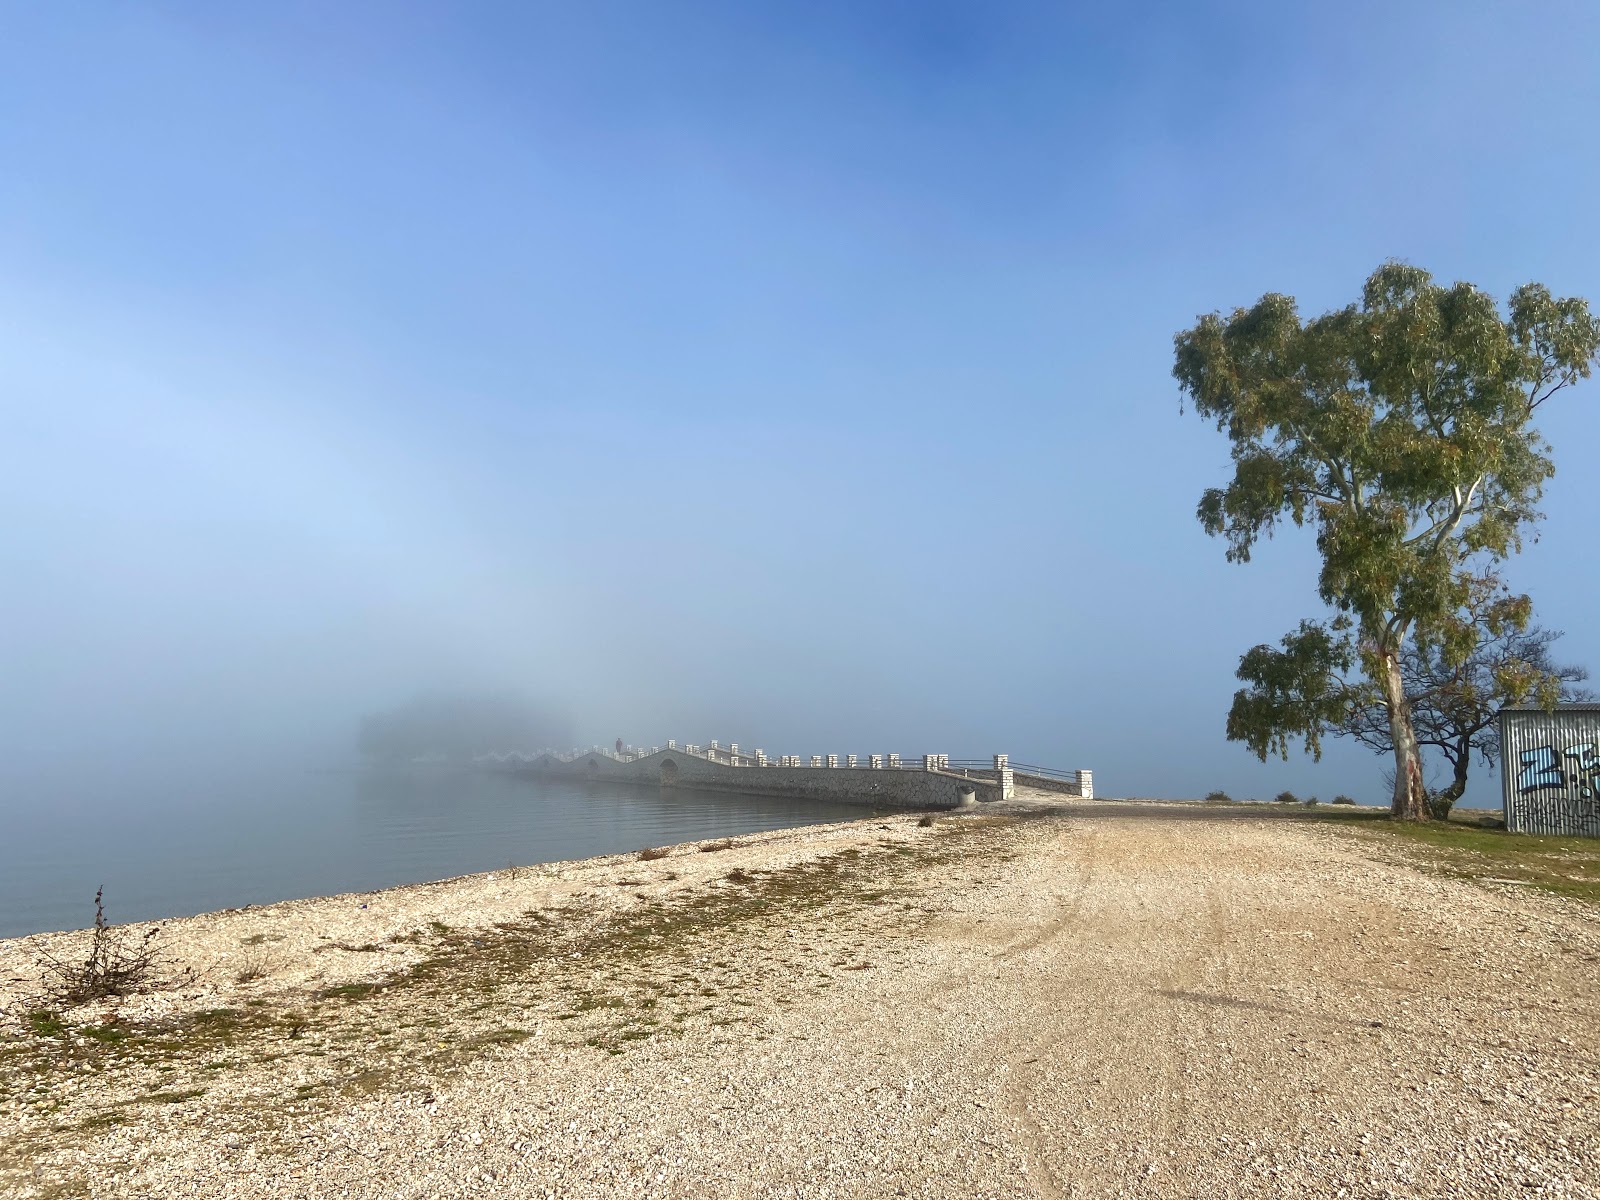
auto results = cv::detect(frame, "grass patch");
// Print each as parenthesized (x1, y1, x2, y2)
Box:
(27, 1012, 66, 1039)
(140, 1089, 205, 1105)
(471, 1028, 533, 1046)
(317, 983, 380, 1001)
(1332, 818, 1600, 905)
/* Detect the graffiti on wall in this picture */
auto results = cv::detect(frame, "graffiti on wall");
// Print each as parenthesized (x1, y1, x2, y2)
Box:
(1517, 742, 1600, 802)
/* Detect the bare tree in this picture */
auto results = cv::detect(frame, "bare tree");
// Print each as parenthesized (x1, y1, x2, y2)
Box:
(1341, 619, 1591, 818)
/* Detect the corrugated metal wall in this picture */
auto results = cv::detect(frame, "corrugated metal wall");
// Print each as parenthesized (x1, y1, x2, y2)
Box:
(1498, 708, 1600, 837)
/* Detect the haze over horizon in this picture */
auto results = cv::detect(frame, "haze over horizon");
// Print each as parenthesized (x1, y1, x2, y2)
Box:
(5, 2, 1600, 809)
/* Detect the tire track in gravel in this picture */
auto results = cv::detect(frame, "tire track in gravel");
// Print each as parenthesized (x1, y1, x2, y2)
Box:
(991, 826, 1099, 1200)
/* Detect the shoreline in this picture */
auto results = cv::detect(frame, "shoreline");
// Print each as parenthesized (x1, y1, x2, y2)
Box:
(2, 802, 1014, 1031)
(0, 793, 1482, 947)
(7, 793, 1593, 1199)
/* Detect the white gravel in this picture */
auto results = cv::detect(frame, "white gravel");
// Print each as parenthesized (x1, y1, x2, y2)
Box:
(2, 797, 1596, 1198)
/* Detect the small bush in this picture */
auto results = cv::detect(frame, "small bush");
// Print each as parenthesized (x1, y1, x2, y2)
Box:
(1303, 796, 1319, 806)
(1203, 790, 1233, 804)
(36, 888, 160, 1005)
(637, 846, 671, 861)
(1273, 791, 1299, 805)
(1332, 794, 1357, 805)
(698, 839, 737, 853)
(917, 814, 937, 827)
(234, 940, 271, 984)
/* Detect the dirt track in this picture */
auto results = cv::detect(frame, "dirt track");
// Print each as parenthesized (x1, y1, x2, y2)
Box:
(5, 797, 1598, 1198)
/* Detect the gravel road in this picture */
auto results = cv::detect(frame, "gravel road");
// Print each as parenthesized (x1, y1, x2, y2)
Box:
(4, 797, 1597, 1198)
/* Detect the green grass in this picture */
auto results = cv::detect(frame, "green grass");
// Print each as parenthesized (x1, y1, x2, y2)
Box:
(26, 1012, 66, 1039)
(1331, 817, 1600, 904)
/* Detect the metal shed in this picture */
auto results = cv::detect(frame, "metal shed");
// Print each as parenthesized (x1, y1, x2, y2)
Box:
(1497, 703, 1600, 837)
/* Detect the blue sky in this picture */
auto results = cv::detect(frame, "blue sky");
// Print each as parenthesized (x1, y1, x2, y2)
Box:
(3, 0, 1599, 805)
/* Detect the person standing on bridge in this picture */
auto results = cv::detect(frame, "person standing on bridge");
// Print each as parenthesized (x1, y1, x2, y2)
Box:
(615, 736, 623, 757)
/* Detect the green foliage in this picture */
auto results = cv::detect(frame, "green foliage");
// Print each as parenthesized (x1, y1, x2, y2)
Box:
(1332, 794, 1357, 805)
(27, 1011, 66, 1038)
(1273, 791, 1299, 804)
(1203, 790, 1233, 804)
(1177, 262, 1600, 818)
(1227, 619, 1364, 761)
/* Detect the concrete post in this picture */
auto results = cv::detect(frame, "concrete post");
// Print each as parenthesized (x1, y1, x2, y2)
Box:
(937, 754, 949, 770)
(1077, 769, 1094, 799)
(846, 754, 858, 768)
(729, 744, 738, 760)
(826, 754, 839, 769)
(923, 754, 936, 771)
(810, 755, 823, 768)
(995, 753, 1014, 801)
(888, 753, 901, 769)
(870, 754, 883, 769)
(667, 739, 677, 750)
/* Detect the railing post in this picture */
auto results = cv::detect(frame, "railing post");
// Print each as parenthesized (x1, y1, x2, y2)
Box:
(846, 754, 858, 768)
(810, 755, 823, 768)
(923, 754, 936, 771)
(888, 753, 901, 769)
(826, 754, 839, 768)
(1077, 769, 1094, 799)
(995, 754, 1014, 801)
(870, 754, 883, 769)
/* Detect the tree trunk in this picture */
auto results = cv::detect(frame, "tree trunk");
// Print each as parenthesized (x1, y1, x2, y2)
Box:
(1381, 651, 1430, 821)
(1426, 742, 1471, 820)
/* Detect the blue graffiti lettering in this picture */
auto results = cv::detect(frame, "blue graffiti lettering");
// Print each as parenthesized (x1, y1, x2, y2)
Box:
(1517, 745, 1565, 794)
(1563, 743, 1600, 802)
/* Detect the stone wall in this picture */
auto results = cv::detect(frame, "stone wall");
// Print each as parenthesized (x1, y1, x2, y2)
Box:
(1012, 770, 1093, 798)
(514, 748, 999, 809)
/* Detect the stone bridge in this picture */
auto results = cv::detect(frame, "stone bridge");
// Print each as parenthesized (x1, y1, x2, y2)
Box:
(501, 742, 1093, 811)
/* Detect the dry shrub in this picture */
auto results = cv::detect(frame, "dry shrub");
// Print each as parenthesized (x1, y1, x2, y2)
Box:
(234, 940, 272, 984)
(36, 887, 160, 1005)
(637, 846, 672, 861)
(698, 839, 737, 853)
(917, 814, 937, 827)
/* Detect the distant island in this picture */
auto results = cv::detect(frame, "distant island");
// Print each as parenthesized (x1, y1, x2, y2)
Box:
(356, 690, 573, 764)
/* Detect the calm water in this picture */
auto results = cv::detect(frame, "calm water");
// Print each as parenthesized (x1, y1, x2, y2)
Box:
(0, 768, 867, 939)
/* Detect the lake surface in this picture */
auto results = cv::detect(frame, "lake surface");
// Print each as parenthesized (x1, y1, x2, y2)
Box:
(0, 767, 867, 939)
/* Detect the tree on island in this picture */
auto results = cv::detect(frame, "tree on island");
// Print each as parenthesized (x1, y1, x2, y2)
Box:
(1230, 572, 1592, 819)
(1174, 261, 1600, 820)
(357, 691, 573, 763)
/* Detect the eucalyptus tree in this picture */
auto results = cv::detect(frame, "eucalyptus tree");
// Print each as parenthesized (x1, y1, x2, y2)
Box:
(1230, 573, 1591, 818)
(1175, 262, 1600, 820)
